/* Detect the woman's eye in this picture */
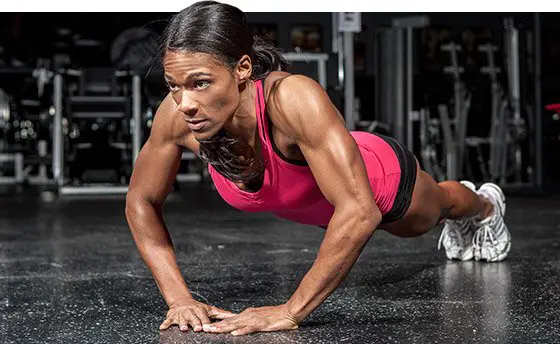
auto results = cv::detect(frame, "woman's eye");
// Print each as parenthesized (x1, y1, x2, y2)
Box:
(195, 80, 210, 89)
(167, 83, 180, 92)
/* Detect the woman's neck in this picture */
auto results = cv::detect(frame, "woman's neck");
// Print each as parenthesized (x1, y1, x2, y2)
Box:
(222, 80, 258, 147)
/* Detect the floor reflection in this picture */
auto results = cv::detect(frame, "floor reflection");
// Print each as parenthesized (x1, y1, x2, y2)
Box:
(440, 261, 512, 341)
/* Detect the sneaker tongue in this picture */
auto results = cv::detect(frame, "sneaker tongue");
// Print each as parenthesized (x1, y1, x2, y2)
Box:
(478, 190, 496, 207)
(478, 188, 493, 199)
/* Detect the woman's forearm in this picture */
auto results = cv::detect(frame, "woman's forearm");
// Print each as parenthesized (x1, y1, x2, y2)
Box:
(286, 207, 381, 323)
(125, 198, 193, 307)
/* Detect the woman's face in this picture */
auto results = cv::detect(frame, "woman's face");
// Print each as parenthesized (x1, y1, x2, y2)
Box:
(163, 51, 244, 141)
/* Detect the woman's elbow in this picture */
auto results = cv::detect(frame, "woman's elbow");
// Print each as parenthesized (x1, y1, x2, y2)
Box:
(344, 199, 381, 226)
(125, 192, 149, 222)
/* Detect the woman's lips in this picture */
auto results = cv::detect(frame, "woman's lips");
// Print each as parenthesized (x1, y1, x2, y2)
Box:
(186, 119, 207, 131)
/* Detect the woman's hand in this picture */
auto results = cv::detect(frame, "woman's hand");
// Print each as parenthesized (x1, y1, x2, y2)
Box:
(159, 299, 236, 332)
(202, 304, 299, 336)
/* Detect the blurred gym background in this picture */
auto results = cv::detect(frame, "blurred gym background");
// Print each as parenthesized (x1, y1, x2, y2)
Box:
(1, 12, 559, 196)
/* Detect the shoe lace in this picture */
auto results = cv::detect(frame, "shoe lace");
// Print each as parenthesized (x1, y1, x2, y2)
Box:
(472, 216, 498, 250)
(438, 220, 469, 250)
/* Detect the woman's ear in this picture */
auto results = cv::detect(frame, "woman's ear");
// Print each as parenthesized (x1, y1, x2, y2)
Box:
(235, 55, 252, 83)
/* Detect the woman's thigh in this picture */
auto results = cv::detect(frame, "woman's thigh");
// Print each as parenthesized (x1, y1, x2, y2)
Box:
(380, 160, 451, 237)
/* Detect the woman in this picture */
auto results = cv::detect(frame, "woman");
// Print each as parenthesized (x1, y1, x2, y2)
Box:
(125, 1, 511, 336)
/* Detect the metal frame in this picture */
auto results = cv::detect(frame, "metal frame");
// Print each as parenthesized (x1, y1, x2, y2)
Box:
(504, 18, 523, 183)
(480, 43, 508, 182)
(54, 71, 142, 195)
(331, 13, 345, 90)
(282, 53, 329, 89)
(476, 43, 502, 182)
(393, 28, 405, 145)
(59, 185, 129, 195)
(441, 42, 470, 180)
(477, 18, 531, 187)
(417, 41, 470, 182)
(53, 73, 64, 187)
(0, 153, 24, 184)
(374, 28, 397, 133)
(391, 16, 430, 150)
(534, 13, 543, 189)
(23, 140, 52, 185)
(331, 13, 356, 130)
(0, 68, 54, 186)
(132, 75, 142, 164)
(342, 31, 355, 130)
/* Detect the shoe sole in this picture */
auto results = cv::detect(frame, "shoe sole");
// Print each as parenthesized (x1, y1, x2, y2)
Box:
(446, 248, 474, 261)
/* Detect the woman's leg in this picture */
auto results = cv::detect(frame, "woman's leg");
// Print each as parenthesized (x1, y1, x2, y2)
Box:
(437, 180, 493, 221)
(382, 160, 511, 262)
(382, 160, 492, 238)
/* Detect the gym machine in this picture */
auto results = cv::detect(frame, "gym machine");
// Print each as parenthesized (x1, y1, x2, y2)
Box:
(0, 64, 54, 186)
(52, 70, 142, 195)
(466, 19, 530, 186)
(436, 42, 472, 181)
(493, 18, 529, 185)
(417, 40, 472, 182)
(0, 88, 23, 184)
(51, 27, 160, 195)
(419, 19, 533, 186)
(374, 16, 430, 148)
(332, 12, 363, 131)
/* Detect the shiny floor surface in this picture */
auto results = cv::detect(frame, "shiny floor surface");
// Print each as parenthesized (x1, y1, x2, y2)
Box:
(1, 186, 559, 344)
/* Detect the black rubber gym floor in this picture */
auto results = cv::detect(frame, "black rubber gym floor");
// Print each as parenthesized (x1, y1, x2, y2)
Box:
(1, 185, 559, 344)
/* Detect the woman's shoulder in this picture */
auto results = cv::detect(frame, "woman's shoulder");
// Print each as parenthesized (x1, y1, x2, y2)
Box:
(262, 72, 330, 144)
(262, 71, 319, 99)
(265, 72, 323, 103)
(264, 72, 326, 119)
(262, 71, 290, 98)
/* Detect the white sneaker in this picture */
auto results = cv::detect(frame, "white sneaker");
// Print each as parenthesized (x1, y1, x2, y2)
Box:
(438, 181, 477, 261)
(473, 183, 511, 262)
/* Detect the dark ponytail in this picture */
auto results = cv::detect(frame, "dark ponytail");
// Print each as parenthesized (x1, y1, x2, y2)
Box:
(162, 1, 287, 80)
(251, 35, 288, 80)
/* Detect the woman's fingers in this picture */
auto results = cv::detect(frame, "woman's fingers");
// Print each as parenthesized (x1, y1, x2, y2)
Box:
(179, 314, 190, 332)
(159, 318, 173, 331)
(208, 306, 236, 320)
(194, 309, 212, 329)
(232, 326, 255, 336)
(160, 302, 238, 333)
(189, 314, 203, 332)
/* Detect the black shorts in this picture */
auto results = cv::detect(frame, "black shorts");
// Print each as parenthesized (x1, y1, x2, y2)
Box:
(376, 134, 418, 224)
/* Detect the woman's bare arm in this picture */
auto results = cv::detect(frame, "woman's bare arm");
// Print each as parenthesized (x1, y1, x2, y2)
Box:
(125, 94, 195, 307)
(269, 75, 381, 322)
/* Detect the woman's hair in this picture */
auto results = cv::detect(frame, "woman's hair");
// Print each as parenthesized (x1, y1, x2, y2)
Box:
(162, 1, 287, 184)
(162, 0, 287, 80)
(198, 129, 264, 184)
